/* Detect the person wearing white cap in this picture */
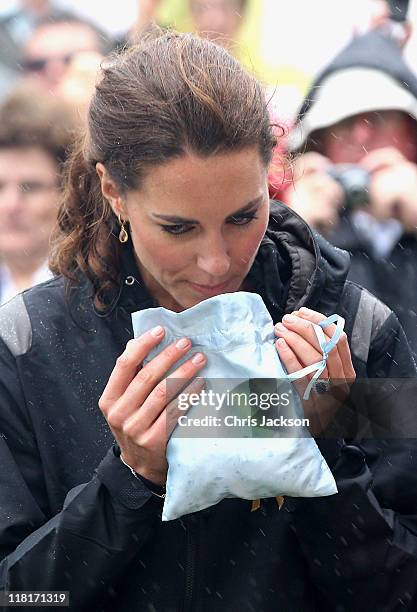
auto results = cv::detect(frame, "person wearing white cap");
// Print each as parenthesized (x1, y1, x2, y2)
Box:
(283, 26, 417, 358)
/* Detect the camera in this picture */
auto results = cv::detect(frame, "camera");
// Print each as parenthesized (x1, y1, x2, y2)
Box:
(327, 164, 370, 211)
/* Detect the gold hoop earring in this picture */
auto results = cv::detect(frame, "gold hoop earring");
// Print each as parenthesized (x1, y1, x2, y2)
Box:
(117, 213, 129, 244)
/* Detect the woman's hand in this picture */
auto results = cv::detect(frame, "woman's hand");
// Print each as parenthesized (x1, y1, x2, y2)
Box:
(99, 326, 206, 485)
(274, 307, 356, 436)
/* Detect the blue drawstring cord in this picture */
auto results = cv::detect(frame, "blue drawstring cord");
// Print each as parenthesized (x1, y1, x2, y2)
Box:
(285, 314, 345, 400)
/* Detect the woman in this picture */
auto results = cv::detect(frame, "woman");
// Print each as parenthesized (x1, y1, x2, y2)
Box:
(0, 30, 416, 612)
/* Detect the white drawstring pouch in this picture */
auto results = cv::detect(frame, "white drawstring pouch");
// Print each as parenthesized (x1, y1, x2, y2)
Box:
(132, 292, 341, 521)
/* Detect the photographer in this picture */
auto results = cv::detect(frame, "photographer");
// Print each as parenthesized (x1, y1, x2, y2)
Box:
(283, 24, 417, 358)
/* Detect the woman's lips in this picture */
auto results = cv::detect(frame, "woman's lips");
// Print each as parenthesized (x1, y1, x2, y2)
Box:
(189, 280, 231, 295)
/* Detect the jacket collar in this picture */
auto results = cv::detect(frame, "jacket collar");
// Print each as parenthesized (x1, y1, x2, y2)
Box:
(259, 201, 351, 319)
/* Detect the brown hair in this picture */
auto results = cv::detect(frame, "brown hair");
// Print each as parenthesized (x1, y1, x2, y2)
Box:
(0, 84, 77, 165)
(50, 29, 277, 308)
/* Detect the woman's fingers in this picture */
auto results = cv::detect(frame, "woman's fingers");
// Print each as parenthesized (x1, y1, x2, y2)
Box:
(277, 313, 323, 353)
(121, 336, 193, 412)
(102, 331, 206, 431)
(100, 327, 209, 486)
(120, 376, 206, 485)
(295, 307, 355, 380)
(160, 376, 206, 440)
(276, 307, 357, 436)
(100, 325, 166, 408)
(294, 307, 338, 336)
(122, 351, 207, 435)
(275, 337, 310, 399)
(275, 308, 354, 395)
(288, 312, 345, 380)
(274, 321, 329, 380)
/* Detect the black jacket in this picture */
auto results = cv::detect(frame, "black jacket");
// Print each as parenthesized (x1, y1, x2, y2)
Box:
(0, 202, 417, 612)
(328, 215, 417, 362)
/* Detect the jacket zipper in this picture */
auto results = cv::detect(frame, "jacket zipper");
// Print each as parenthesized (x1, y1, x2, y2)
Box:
(182, 515, 200, 612)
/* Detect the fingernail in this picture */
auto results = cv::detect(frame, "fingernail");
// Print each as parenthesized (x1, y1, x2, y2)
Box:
(151, 325, 164, 337)
(275, 323, 286, 333)
(277, 338, 287, 348)
(176, 337, 190, 349)
(300, 307, 313, 315)
(283, 314, 297, 324)
(192, 352, 206, 364)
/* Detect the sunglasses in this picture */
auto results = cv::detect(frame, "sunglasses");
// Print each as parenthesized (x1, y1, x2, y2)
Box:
(22, 54, 74, 73)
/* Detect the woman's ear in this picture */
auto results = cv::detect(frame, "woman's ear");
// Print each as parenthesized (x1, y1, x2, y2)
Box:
(96, 162, 127, 218)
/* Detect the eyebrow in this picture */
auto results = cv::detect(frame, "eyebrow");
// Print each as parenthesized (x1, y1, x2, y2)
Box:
(151, 196, 264, 224)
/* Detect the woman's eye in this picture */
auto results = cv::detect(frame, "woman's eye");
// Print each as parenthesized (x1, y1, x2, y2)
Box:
(161, 224, 194, 235)
(229, 213, 257, 226)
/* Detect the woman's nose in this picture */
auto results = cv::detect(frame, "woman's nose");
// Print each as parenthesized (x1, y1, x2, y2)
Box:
(196, 238, 231, 278)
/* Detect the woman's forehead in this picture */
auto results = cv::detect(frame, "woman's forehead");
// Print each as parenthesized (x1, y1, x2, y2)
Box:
(129, 149, 267, 212)
(141, 148, 265, 188)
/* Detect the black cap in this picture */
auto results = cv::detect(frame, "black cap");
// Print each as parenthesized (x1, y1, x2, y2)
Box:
(386, 0, 409, 21)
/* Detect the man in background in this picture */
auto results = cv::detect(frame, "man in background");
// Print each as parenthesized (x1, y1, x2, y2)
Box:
(21, 13, 107, 95)
(0, 85, 76, 303)
(0, 0, 70, 97)
(283, 3, 417, 357)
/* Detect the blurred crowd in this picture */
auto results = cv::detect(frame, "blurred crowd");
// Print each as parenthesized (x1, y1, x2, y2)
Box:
(1, 0, 417, 357)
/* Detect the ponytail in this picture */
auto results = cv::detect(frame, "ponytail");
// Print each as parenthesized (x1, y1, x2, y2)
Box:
(49, 138, 122, 309)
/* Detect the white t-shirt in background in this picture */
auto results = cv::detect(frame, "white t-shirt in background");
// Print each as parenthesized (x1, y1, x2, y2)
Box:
(0, 262, 53, 305)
